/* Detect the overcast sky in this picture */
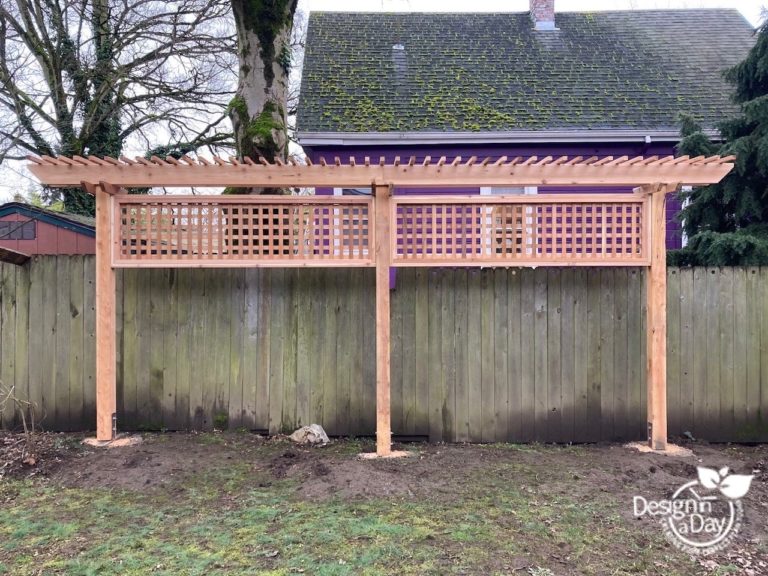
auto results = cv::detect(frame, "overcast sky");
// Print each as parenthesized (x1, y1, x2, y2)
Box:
(0, 0, 762, 202)
(308, 0, 763, 26)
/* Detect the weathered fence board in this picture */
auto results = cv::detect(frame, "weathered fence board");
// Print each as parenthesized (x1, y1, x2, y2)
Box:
(1, 257, 767, 442)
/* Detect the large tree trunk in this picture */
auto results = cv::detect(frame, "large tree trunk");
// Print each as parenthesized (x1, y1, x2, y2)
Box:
(230, 0, 297, 171)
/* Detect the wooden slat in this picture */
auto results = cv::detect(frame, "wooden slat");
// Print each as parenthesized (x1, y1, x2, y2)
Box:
(677, 267, 694, 435)
(467, 270, 482, 441)
(745, 268, 761, 440)
(627, 269, 644, 437)
(282, 270, 300, 432)
(163, 269, 181, 429)
(547, 269, 562, 442)
(348, 269, 365, 434)
(599, 269, 615, 440)
(758, 269, 768, 442)
(573, 268, 589, 441)
(560, 268, 575, 442)
(533, 268, 548, 442)
(493, 269, 508, 441)
(14, 263, 30, 426)
(428, 269, 444, 442)
(267, 269, 285, 434)
(613, 268, 629, 440)
(255, 269, 272, 430)
(520, 270, 536, 442)
(507, 270, 522, 441)
(391, 265, 404, 435)
(68, 257, 85, 431)
(0, 265, 16, 428)
(453, 269, 469, 441)
(692, 267, 708, 437)
(731, 268, 746, 438)
(121, 270, 138, 428)
(705, 267, 720, 440)
(148, 269, 165, 427)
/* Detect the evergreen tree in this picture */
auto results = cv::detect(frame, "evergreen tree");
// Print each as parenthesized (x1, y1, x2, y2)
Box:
(670, 22, 768, 265)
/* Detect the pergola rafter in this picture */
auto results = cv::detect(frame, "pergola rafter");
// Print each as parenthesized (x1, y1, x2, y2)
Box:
(28, 153, 734, 188)
(27, 154, 735, 456)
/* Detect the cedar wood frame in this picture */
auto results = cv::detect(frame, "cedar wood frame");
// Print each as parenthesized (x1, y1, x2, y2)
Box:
(28, 153, 734, 455)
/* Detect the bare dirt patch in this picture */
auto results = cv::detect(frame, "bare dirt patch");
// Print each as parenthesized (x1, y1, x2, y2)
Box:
(2, 432, 766, 574)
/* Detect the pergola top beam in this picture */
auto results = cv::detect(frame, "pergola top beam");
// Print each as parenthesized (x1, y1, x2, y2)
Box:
(28, 154, 735, 188)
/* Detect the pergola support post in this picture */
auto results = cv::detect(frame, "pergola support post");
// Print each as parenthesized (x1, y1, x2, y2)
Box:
(93, 184, 117, 441)
(374, 183, 392, 456)
(646, 187, 670, 450)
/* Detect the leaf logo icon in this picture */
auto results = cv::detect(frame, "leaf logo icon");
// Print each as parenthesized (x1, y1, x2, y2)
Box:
(696, 466, 754, 499)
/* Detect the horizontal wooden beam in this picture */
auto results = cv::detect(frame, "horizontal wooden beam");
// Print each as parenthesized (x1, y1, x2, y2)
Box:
(113, 194, 372, 204)
(112, 258, 374, 269)
(394, 193, 647, 204)
(392, 259, 651, 267)
(29, 156, 735, 188)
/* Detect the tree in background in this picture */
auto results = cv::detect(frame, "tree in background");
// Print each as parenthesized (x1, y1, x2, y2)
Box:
(670, 22, 768, 265)
(0, 0, 237, 215)
(229, 0, 298, 175)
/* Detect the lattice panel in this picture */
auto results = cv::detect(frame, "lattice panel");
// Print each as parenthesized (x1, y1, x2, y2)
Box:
(114, 197, 373, 266)
(393, 198, 648, 265)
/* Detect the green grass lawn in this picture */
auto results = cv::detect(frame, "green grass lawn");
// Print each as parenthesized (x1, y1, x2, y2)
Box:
(0, 434, 764, 575)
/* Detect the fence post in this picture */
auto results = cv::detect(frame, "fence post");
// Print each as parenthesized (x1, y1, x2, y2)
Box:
(647, 188, 669, 450)
(374, 183, 392, 456)
(94, 184, 117, 441)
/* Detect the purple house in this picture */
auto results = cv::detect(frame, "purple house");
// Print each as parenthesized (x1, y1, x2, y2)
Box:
(296, 2, 755, 249)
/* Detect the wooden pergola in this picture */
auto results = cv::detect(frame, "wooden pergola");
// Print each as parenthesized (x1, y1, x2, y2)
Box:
(28, 153, 734, 455)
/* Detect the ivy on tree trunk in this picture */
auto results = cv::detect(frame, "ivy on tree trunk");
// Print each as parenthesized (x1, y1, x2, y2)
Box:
(229, 0, 297, 194)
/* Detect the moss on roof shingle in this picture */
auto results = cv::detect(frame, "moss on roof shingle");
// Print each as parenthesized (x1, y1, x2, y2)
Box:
(297, 9, 755, 133)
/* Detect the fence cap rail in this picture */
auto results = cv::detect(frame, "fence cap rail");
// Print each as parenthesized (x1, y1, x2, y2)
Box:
(27, 154, 735, 188)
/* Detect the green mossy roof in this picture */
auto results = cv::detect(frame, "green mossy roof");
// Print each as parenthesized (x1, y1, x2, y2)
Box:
(297, 9, 755, 133)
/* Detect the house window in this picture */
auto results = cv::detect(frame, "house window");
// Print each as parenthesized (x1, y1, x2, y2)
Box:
(329, 188, 371, 257)
(0, 220, 36, 240)
(480, 186, 538, 196)
(333, 187, 372, 196)
(681, 185, 692, 248)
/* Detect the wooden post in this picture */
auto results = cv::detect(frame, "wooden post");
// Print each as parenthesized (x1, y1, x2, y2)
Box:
(94, 185, 117, 441)
(374, 183, 392, 456)
(646, 187, 668, 450)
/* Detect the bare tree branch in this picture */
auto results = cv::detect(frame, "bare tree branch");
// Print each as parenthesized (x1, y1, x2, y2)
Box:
(0, 0, 238, 213)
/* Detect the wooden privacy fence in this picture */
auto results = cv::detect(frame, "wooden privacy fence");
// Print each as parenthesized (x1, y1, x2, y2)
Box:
(1, 257, 767, 442)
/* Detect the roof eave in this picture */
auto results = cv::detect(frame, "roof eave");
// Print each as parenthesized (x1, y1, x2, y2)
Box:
(297, 129, 721, 147)
(0, 202, 96, 237)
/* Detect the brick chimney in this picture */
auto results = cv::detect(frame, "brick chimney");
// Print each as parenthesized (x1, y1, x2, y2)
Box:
(530, 0, 556, 30)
